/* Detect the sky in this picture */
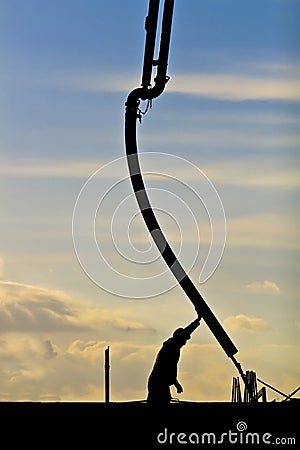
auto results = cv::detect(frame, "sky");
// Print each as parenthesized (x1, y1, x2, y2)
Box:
(0, 0, 299, 402)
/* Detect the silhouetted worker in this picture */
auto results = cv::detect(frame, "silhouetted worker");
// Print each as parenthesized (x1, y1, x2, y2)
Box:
(147, 315, 201, 407)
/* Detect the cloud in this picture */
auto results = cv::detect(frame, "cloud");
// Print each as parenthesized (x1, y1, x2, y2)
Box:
(0, 257, 4, 278)
(0, 336, 156, 401)
(45, 70, 139, 95)
(201, 161, 300, 188)
(0, 336, 235, 402)
(0, 281, 153, 334)
(44, 340, 58, 360)
(0, 334, 297, 402)
(226, 213, 300, 250)
(1, 155, 299, 194)
(223, 314, 270, 332)
(0, 336, 99, 401)
(169, 73, 300, 102)
(246, 280, 280, 294)
(0, 282, 155, 401)
(0, 160, 104, 178)
(47, 67, 300, 102)
(180, 344, 236, 401)
(0, 281, 85, 333)
(67, 340, 159, 400)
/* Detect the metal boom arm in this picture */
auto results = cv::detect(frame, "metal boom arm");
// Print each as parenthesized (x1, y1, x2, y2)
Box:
(125, 0, 244, 373)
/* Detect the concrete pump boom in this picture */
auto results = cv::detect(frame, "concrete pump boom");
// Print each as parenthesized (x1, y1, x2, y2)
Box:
(124, 0, 247, 384)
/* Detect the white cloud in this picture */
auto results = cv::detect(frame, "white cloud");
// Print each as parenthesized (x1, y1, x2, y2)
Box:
(223, 314, 270, 332)
(169, 73, 300, 102)
(0, 160, 104, 178)
(45, 70, 139, 94)
(0, 337, 98, 401)
(47, 68, 300, 102)
(0, 337, 235, 402)
(0, 336, 156, 401)
(0, 281, 84, 333)
(0, 281, 153, 334)
(246, 280, 280, 295)
(226, 213, 300, 250)
(201, 161, 300, 188)
(1, 156, 299, 193)
(0, 331, 297, 402)
(249, 61, 300, 78)
(0, 281, 156, 401)
(44, 340, 58, 360)
(0, 257, 4, 278)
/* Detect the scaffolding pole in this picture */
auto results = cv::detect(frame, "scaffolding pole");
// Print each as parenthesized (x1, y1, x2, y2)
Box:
(104, 346, 110, 407)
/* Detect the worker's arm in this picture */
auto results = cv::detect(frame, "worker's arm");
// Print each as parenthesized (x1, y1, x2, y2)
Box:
(183, 317, 201, 337)
(174, 379, 183, 394)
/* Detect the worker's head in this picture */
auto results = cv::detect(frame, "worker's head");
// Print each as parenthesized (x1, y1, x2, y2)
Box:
(172, 327, 190, 345)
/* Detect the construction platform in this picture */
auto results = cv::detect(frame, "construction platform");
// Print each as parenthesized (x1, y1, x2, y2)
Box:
(0, 400, 298, 448)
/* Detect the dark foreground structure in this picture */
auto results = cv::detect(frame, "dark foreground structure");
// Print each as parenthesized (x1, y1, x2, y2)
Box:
(1, 400, 298, 448)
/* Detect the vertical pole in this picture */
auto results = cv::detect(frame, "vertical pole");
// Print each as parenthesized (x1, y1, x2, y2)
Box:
(104, 346, 110, 407)
(261, 387, 267, 402)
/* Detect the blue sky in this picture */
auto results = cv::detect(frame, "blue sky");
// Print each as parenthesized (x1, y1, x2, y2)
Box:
(0, 0, 299, 402)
